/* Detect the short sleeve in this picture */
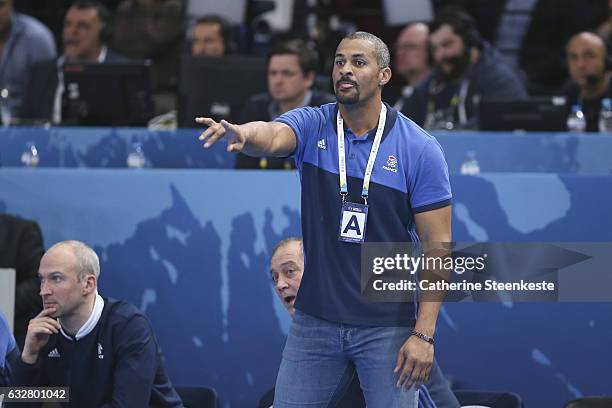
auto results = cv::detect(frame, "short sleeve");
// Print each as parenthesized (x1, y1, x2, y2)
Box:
(275, 106, 324, 168)
(409, 138, 452, 213)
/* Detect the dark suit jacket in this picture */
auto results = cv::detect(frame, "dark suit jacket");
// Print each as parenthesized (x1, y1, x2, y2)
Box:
(235, 90, 336, 169)
(19, 50, 132, 123)
(0, 213, 45, 349)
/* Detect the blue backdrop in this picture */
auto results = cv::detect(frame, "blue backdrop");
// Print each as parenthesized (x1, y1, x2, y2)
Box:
(1, 168, 611, 408)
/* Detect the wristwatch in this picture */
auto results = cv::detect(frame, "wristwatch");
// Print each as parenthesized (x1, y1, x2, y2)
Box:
(411, 330, 435, 345)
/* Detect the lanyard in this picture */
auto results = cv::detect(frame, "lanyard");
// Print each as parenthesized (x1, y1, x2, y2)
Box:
(336, 103, 387, 204)
(426, 79, 470, 126)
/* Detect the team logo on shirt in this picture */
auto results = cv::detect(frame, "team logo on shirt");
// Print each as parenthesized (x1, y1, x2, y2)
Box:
(317, 139, 327, 150)
(97, 342, 104, 359)
(382, 155, 398, 173)
(48, 348, 61, 358)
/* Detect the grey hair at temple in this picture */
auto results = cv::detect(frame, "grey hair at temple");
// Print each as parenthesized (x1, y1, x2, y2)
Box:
(343, 31, 391, 69)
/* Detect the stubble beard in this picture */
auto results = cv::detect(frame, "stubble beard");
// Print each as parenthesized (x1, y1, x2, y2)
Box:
(335, 88, 361, 105)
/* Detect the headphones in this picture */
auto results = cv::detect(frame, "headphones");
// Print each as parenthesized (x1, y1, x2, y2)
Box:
(193, 15, 236, 54)
(98, 5, 112, 43)
(450, 10, 481, 49)
(430, 7, 482, 50)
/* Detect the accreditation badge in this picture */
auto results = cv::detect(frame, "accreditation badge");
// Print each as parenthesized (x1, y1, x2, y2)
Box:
(338, 201, 368, 243)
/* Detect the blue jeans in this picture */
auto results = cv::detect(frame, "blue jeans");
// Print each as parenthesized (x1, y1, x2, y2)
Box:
(274, 310, 419, 408)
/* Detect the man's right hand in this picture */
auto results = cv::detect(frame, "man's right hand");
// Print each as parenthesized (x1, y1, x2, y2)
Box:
(196, 117, 246, 152)
(22, 307, 61, 364)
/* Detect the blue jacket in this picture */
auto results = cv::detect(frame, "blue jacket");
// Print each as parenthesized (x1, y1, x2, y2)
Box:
(10, 298, 183, 407)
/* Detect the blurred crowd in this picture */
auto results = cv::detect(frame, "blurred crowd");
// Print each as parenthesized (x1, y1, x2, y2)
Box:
(1, 0, 612, 155)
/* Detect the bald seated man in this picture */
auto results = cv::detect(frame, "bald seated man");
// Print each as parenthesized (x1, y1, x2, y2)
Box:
(10, 240, 183, 407)
(562, 31, 612, 131)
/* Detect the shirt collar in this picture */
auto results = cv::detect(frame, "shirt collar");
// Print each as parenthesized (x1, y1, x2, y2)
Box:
(59, 45, 108, 66)
(60, 292, 105, 341)
(97, 45, 108, 63)
(333, 101, 398, 142)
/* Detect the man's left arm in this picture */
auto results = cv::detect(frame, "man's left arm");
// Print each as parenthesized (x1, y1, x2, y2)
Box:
(394, 205, 452, 390)
(100, 315, 158, 408)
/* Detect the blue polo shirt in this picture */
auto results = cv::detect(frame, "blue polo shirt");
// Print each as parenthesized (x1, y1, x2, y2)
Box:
(277, 102, 452, 326)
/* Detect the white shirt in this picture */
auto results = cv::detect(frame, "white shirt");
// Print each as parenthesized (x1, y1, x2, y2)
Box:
(59, 292, 105, 341)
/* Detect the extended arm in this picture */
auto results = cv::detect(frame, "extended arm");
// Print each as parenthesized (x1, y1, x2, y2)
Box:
(196, 117, 297, 158)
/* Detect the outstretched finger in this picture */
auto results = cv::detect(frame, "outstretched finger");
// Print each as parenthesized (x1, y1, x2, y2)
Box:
(198, 122, 221, 141)
(203, 127, 227, 148)
(199, 127, 214, 143)
(195, 117, 215, 126)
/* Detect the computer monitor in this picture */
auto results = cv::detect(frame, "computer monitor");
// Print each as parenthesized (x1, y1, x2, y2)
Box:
(178, 55, 268, 127)
(479, 96, 568, 131)
(62, 62, 154, 126)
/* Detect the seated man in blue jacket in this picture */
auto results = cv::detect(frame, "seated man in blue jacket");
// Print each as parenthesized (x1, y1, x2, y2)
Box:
(400, 7, 527, 130)
(11, 240, 183, 407)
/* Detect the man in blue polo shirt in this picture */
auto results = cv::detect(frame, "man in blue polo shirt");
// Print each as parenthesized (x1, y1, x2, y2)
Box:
(197, 31, 452, 408)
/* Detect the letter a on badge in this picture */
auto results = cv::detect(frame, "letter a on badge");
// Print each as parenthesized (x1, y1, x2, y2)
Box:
(343, 215, 361, 235)
(339, 204, 368, 243)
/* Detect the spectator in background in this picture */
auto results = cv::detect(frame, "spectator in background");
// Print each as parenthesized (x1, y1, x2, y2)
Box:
(191, 15, 230, 57)
(436, 0, 608, 94)
(19, 0, 129, 124)
(111, 0, 184, 112)
(11, 240, 183, 407)
(0, 0, 56, 124)
(518, 0, 608, 94)
(0, 213, 45, 350)
(393, 22, 432, 111)
(0, 312, 19, 387)
(235, 39, 334, 169)
(561, 32, 612, 132)
(401, 7, 527, 130)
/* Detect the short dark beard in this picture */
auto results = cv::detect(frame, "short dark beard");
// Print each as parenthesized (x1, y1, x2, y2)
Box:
(335, 90, 360, 105)
(440, 49, 471, 82)
(335, 77, 360, 105)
